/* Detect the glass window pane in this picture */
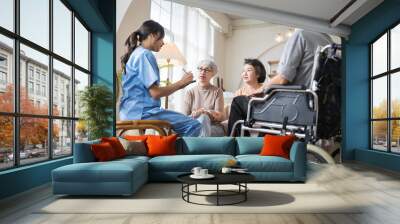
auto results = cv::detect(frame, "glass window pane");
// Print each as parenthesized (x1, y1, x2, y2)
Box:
(53, 0, 72, 60)
(372, 77, 387, 119)
(0, 116, 14, 170)
(53, 119, 72, 158)
(372, 33, 387, 76)
(391, 120, 400, 153)
(391, 72, 400, 118)
(53, 59, 72, 117)
(372, 121, 388, 151)
(20, 117, 49, 165)
(0, 0, 14, 31)
(0, 35, 14, 112)
(75, 18, 89, 70)
(74, 69, 89, 118)
(20, 0, 49, 49)
(391, 24, 400, 70)
(75, 120, 88, 142)
(20, 44, 49, 115)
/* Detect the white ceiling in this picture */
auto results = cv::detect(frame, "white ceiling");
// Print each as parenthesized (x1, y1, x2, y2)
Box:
(224, 0, 352, 24)
(173, 0, 384, 37)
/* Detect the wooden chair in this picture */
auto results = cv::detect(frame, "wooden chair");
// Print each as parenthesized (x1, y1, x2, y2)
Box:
(116, 120, 173, 137)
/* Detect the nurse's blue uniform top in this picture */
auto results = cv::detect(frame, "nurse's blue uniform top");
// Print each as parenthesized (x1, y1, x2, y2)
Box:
(120, 46, 160, 120)
(119, 46, 201, 137)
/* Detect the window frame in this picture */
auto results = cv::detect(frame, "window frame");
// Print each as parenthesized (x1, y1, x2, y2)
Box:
(0, 0, 92, 171)
(370, 20, 400, 154)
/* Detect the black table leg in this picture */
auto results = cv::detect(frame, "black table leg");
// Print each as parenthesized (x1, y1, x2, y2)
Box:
(217, 184, 219, 206)
(245, 183, 247, 201)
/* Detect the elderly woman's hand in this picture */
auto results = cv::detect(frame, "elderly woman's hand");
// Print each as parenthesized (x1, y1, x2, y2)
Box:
(191, 108, 205, 118)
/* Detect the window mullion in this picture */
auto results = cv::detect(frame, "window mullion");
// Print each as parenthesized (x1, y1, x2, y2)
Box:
(49, 0, 54, 159)
(386, 30, 392, 152)
(13, 0, 21, 166)
(71, 10, 76, 153)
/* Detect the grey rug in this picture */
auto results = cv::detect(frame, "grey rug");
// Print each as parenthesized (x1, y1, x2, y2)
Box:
(38, 183, 361, 214)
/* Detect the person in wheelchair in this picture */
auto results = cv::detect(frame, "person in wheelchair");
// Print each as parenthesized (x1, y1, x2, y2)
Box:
(228, 29, 334, 136)
(119, 20, 203, 137)
(182, 59, 225, 136)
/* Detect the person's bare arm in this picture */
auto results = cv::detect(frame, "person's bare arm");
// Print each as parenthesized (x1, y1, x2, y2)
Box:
(148, 72, 194, 99)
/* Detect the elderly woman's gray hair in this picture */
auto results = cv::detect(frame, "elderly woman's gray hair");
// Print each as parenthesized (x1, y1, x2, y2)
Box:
(197, 59, 218, 74)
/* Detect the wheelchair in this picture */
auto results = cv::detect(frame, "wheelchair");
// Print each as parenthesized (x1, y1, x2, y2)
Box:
(230, 44, 342, 164)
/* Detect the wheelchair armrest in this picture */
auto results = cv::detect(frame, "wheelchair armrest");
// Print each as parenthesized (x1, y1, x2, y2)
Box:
(263, 85, 306, 94)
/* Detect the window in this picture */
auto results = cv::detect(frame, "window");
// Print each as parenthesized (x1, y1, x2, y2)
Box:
(28, 81, 34, 94)
(151, 0, 217, 110)
(370, 23, 400, 154)
(42, 85, 46, 97)
(36, 84, 40, 95)
(0, 0, 91, 170)
(0, 71, 7, 85)
(20, 0, 49, 49)
(0, 0, 14, 32)
(28, 67, 34, 80)
(75, 18, 89, 70)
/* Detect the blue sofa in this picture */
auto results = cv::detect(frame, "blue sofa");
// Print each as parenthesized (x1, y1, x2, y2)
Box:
(52, 137, 306, 196)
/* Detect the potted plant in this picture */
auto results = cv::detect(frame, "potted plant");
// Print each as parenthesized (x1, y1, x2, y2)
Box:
(79, 84, 113, 140)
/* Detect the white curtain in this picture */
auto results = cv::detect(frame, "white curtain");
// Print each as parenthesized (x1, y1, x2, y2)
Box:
(151, 0, 217, 112)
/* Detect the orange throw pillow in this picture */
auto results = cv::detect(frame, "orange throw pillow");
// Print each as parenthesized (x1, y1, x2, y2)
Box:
(91, 142, 117, 161)
(146, 134, 178, 157)
(123, 135, 152, 141)
(259, 134, 296, 159)
(101, 137, 127, 158)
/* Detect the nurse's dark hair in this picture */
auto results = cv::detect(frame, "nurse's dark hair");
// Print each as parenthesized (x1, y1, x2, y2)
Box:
(244, 58, 266, 83)
(121, 20, 165, 73)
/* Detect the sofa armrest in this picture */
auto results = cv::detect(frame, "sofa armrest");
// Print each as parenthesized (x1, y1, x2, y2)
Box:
(289, 141, 307, 181)
(73, 140, 100, 163)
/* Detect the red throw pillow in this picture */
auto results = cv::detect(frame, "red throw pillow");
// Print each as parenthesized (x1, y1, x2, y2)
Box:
(101, 137, 127, 158)
(146, 134, 178, 157)
(91, 142, 117, 161)
(260, 134, 296, 159)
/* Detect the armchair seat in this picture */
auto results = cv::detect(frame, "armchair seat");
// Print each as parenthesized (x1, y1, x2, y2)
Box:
(116, 120, 173, 136)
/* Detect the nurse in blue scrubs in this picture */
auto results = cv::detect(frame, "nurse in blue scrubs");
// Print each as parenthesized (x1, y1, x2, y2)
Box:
(119, 20, 201, 137)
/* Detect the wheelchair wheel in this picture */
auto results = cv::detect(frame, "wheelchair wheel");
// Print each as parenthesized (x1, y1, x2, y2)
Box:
(307, 144, 335, 164)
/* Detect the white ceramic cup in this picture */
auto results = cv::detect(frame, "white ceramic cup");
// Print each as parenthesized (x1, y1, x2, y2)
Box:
(191, 167, 202, 176)
(221, 167, 232, 174)
(200, 169, 208, 176)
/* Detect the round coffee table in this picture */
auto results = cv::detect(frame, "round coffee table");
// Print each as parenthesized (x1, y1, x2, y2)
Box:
(177, 173, 255, 206)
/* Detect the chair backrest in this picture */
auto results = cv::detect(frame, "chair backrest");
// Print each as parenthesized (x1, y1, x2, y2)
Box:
(311, 44, 342, 139)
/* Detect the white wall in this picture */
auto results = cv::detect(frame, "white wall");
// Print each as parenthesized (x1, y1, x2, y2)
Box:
(116, 0, 151, 72)
(222, 24, 291, 92)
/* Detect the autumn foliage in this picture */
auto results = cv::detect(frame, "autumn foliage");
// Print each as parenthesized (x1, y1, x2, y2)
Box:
(0, 85, 59, 151)
(372, 99, 400, 141)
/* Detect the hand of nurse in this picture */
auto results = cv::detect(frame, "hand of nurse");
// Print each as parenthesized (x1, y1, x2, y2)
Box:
(179, 71, 194, 88)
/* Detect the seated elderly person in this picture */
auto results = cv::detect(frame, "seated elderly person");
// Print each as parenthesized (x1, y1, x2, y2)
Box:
(235, 58, 266, 97)
(182, 59, 225, 136)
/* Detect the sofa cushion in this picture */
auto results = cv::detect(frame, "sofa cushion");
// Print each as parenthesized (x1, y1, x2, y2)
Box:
(52, 159, 147, 183)
(177, 137, 235, 155)
(235, 137, 263, 155)
(260, 134, 296, 159)
(236, 155, 293, 172)
(148, 154, 235, 172)
(101, 137, 127, 158)
(147, 134, 178, 157)
(119, 138, 147, 156)
(73, 139, 100, 163)
(90, 142, 118, 162)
